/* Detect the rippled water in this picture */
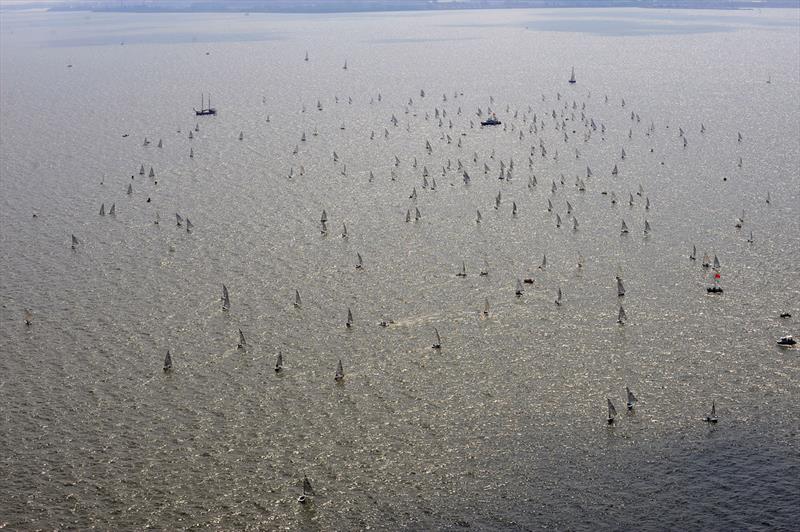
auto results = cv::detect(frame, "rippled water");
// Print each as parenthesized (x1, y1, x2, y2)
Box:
(1, 7, 799, 530)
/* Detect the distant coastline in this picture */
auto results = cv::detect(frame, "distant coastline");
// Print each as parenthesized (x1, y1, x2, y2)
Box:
(2, 0, 799, 13)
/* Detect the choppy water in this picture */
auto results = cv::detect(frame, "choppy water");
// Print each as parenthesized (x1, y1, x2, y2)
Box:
(1, 7, 799, 530)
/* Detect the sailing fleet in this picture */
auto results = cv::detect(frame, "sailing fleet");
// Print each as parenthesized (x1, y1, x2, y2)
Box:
(37, 50, 795, 503)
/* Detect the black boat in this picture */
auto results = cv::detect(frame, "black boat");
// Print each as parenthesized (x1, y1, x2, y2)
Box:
(706, 286, 723, 294)
(777, 335, 796, 346)
(481, 113, 501, 126)
(194, 93, 217, 116)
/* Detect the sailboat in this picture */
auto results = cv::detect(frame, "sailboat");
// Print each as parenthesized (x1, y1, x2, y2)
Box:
(195, 93, 217, 116)
(176, 213, 183, 227)
(690, 244, 697, 260)
(139, 164, 145, 176)
(149, 167, 155, 178)
(539, 254, 547, 270)
(569, 67, 576, 84)
(617, 277, 625, 297)
(341, 223, 348, 238)
(163, 350, 172, 372)
(275, 351, 283, 372)
(432, 328, 442, 349)
(747, 230, 754, 244)
(704, 401, 718, 423)
(99, 204, 105, 216)
(618, 305, 626, 324)
(476, 210, 482, 224)
(626, 387, 637, 410)
(702, 253, 711, 268)
(480, 259, 489, 276)
(127, 183, 133, 195)
(707, 271, 723, 293)
(456, 261, 467, 278)
(299, 475, 315, 504)
(335, 360, 345, 381)
(222, 284, 231, 311)
(644, 220, 652, 235)
(415, 207, 421, 221)
(512, 202, 518, 216)
(482, 298, 490, 318)
(71, 234, 79, 249)
(237, 329, 246, 349)
(554, 287, 562, 306)
(294, 290, 302, 308)
(305, 50, 309, 61)
(342, 60, 348, 70)
(713, 255, 720, 270)
(24, 309, 33, 326)
(346, 308, 353, 328)
(186, 218, 193, 232)
(607, 398, 617, 424)
(355, 252, 363, 269)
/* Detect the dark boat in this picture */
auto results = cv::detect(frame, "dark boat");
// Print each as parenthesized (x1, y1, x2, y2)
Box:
(777, 335, 796, 346)
(480, 113, 501, 126)
(706, 286, 723, 294)
(194, 93, 217, 116)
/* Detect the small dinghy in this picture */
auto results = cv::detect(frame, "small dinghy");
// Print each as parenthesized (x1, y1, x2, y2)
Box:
(617, 305, 626, 324)
(298, 475, 314, 504)
(704, 401, 718, 423)
(607, 398, 617, 424)
(275, 350, 283, 373)
(335, 359, 344, 381)
(163, 350, 172, 372)
(456, 261, 467, 278)
(432, 328, 442, 349)
(222, 284, 231, 311)
(515, 279, 524, 297)
(626, 387, 637, 410)
(346, 308, 353, 328)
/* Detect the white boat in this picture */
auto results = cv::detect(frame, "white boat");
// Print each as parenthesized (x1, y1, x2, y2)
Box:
(777, 335, 796, 346)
